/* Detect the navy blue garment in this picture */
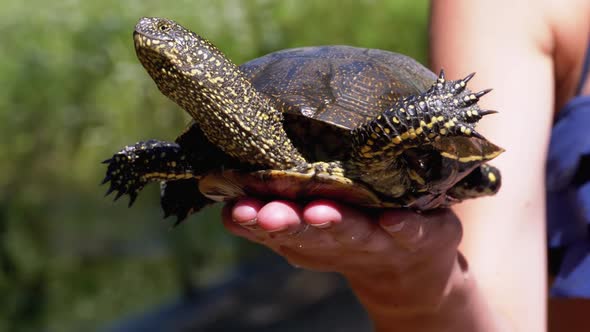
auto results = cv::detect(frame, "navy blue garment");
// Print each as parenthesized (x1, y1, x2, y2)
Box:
(546, 44, 590, 297)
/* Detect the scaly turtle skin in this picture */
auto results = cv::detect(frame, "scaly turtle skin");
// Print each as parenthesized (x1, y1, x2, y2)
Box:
(102, 17, 503, 224)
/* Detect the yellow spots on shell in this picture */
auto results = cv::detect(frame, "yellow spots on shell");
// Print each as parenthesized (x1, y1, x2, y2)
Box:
(370, 133, 378, 139)
(400, 132, 410, 140)
(444, 120, 455, 129)
(392, 136, 402, 144)
(392, 117, 400, 124)
(440, 128, 447, 135)
(399, 108, 406, 113)
(366, 139, 375, 146)
(437, 116, 444, 122)
(384, 128, 391, 134)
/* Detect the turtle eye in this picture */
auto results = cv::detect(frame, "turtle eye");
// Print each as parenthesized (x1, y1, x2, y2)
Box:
(158, 24, 170, 32)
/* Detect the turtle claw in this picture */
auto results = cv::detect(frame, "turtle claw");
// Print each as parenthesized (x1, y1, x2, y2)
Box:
(128, 192, 138, 207)
(173, 214, 188, 227)
(104, 185, 116, 197)
(462, 72, 476, 84)
(438, 69, 446, 81)
(102, 158, 113, 164)
(470, 129, 485, 140)
(101, 175, 111, 185)
(474, 88, 492, 99)
(113, 190, 125, 202)
(101, 147, 149, 206)
(479, 109, 498, 116)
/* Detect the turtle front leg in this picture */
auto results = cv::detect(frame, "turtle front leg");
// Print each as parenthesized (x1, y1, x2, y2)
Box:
(102, 140, 200, 207)
(351, 71, 496, 162)
(348, 71, 499, 198)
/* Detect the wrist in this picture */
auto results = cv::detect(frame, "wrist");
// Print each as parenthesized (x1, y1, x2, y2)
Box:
(345, 253, 502, 332)
(344, 251, 463, 314)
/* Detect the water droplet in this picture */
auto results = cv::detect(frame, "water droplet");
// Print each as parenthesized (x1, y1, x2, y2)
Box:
(351, 236, 356, 241)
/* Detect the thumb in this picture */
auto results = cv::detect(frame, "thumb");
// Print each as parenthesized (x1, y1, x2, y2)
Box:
(379, 209, 462, 252)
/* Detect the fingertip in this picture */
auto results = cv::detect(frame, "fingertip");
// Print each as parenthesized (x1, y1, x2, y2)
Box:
(379, 209, 461, 250)
(232, 198, 264, 224)
(378, 209, 426, 247)
(379, 209, 416, 229)
(303, 200, 343, 227)
(257, 200, 302, 232)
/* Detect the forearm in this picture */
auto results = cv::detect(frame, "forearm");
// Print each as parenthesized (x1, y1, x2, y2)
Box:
(345, 254, 505, 332)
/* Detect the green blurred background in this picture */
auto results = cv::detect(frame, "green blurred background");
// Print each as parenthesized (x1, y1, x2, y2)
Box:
(0, 0, 429, 330)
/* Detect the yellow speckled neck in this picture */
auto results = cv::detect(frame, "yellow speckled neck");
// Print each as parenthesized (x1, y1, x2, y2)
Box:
(133, 17, 306, 169)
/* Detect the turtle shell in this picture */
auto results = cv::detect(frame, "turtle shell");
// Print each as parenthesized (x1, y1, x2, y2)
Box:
(240, 46, 438, 161)
(195, 46, 503, 209)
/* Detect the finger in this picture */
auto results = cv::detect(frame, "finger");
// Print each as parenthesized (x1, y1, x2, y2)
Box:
(233, 200, 330, 247)
(221, 203, 258, 240)
(256, 200, 303, 232)
(303, 200, 392, 251)
(231, 198, 264, 226)
(379, 209, 462, 252)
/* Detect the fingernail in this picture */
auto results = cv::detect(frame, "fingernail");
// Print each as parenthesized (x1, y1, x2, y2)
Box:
(235, 217, 257, 226)
(310, 221, 332, 229)
(383, 220, 405, 233)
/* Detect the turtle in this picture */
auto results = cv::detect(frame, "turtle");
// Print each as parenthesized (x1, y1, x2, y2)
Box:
(102, 17, 504, 224)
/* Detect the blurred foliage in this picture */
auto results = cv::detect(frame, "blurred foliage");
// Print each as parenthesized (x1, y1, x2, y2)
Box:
(0, 0, 429, 331)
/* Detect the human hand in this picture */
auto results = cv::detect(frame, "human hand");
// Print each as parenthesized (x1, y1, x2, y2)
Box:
(222, 198, 465, 310)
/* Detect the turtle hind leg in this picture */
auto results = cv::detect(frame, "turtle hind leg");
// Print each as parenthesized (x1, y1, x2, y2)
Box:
(160, 179, 214, 225)
(447, 163, 502, 201)
(102, 139, 197, 207)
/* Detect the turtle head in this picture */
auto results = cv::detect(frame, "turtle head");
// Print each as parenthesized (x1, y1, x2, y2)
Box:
(133, 17, 235, 103)
(132, 17, 306, 170)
